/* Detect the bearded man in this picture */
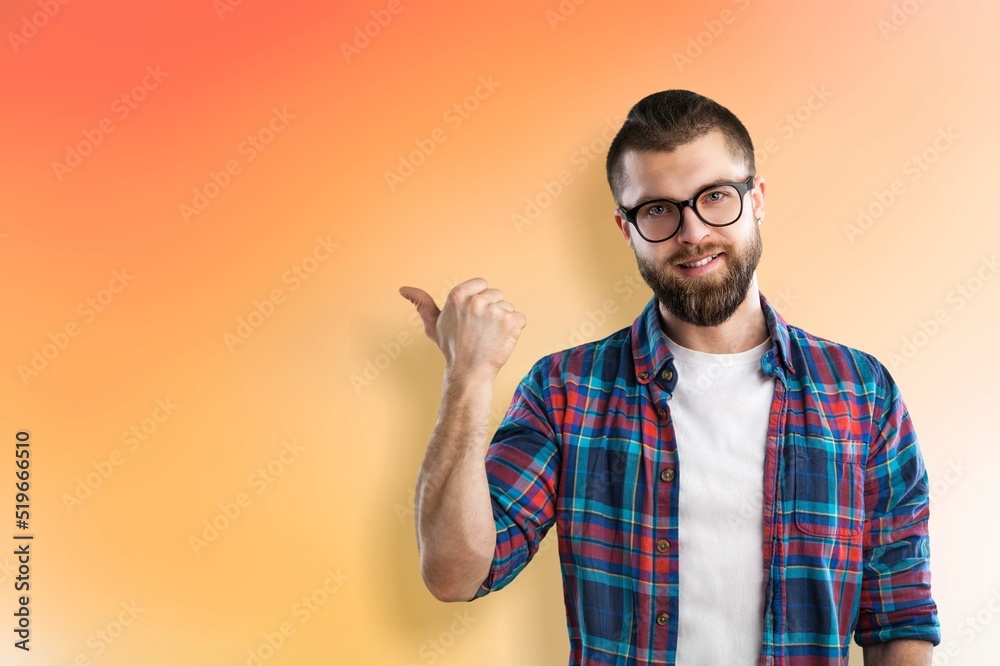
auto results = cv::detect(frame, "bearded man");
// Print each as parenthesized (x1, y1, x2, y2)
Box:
(401, 90, 940, 666)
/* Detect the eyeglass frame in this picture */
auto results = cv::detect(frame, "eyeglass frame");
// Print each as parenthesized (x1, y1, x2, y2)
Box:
(617, 175, 756, 243)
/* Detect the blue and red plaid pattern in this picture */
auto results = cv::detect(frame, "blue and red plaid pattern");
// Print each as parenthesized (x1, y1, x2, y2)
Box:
(470, 292, 940, 665)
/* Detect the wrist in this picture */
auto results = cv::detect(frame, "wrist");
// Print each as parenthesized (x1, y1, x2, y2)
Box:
(443, 364, 497, 388)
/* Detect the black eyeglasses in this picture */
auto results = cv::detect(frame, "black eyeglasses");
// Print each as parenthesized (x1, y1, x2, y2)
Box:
(618, 176, 755, 243)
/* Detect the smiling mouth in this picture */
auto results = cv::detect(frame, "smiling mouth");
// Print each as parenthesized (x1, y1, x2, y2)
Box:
(678, 253, 722, 268)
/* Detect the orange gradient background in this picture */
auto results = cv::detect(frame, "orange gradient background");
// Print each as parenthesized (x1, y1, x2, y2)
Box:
(0, 0, 997, 664)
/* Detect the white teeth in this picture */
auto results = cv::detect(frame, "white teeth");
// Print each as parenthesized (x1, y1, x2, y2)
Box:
(680, 254, 718, 268)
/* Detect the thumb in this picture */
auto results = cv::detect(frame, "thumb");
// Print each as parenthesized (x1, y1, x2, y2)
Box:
(398, 286, 441, 342)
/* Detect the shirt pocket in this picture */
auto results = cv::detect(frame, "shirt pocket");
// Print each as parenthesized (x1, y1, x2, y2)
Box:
(787, 434, 865, 539)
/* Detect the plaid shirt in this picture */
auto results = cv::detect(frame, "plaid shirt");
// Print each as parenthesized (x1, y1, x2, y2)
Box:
(470, 292, 940, 665)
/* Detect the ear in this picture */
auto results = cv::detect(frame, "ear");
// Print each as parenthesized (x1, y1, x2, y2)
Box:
(750, 176, 766, 222)
(613, 207, 635, 250)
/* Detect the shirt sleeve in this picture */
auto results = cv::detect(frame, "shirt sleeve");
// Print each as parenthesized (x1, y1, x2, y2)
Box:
(469, 356, 560, 600)
(853, 359, 941, 645)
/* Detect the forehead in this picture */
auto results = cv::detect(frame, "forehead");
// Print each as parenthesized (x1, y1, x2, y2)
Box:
(619, 131, 746, 205)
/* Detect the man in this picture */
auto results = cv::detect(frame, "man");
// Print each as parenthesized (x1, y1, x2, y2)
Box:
(401, 90, 939, 665)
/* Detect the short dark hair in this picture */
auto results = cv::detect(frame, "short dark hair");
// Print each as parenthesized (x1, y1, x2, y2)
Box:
(605, 90, 755, 204)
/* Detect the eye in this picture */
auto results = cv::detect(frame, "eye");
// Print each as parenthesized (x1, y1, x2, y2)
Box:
(700, 188, 731, 205)
(640, 202, 677, 218)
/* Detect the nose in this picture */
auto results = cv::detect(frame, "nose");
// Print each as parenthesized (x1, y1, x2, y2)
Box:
(673, 204, 712, 245)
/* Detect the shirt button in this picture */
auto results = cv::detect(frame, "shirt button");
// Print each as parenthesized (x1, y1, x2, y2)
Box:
(660, 468, 674, 482)
(638, 371, 649, 380)
(656, 612, 669, 626)
(656, 408, 667, 420)
(656, 539, 670, 552)
(661, 368, 673, 382)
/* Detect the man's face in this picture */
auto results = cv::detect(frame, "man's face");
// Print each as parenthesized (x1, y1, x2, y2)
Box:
(613, 131, 766, 328)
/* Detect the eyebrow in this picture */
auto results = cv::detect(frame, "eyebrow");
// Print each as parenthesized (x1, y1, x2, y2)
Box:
(626, 178, 740, 209)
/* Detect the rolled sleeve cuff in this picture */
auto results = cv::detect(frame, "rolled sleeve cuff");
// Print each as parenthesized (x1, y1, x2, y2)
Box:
(854, 606, 941, 647)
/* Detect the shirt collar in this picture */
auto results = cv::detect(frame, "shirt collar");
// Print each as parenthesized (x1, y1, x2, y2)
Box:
(630, 291, 796, 384)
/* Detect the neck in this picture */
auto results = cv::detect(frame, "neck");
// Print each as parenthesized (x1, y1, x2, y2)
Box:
(657, 279, 769, 354)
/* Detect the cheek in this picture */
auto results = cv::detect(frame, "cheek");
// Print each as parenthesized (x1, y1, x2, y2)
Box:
(635, 244, 677, 267)
(722, 224, 754, 248)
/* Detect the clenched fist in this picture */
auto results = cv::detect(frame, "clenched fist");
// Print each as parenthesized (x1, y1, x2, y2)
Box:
(399, 278, 527, 382)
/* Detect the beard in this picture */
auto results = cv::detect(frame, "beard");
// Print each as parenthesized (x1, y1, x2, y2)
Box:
(636, 224, 763, 327)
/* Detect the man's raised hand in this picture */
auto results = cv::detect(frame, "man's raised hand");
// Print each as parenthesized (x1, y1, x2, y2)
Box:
(399, 278, 527, 382)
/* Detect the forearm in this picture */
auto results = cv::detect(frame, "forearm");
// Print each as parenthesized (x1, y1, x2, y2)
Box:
(863, 639, 933, 665)
(415, 371, 497, 602)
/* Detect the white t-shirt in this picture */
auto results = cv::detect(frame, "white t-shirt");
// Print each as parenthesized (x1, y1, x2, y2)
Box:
(664, 332, 775, 665)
